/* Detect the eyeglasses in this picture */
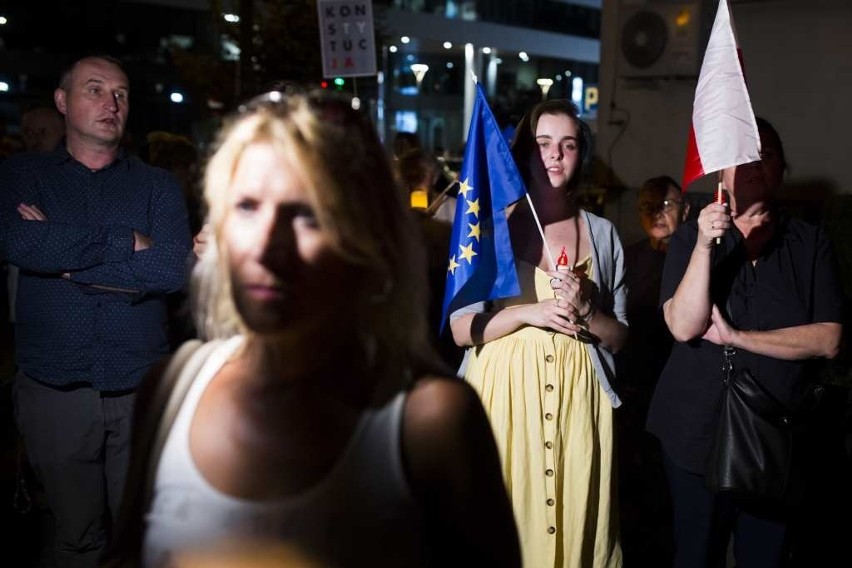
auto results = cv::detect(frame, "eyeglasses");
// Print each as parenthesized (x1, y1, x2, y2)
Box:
(638, 199, 683, 215)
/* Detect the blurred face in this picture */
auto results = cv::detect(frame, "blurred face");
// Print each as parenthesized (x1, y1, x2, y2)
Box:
(223, 143, 348, 335)
(534, 113, 580, 190)
(722, 125, 785, 203)
(638, 184, 686, 245)
(54, 57, 129, 149)
(21, 108, 64, 153)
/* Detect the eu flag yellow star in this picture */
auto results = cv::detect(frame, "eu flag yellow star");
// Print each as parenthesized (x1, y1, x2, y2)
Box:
(458, 178, 473, 199)
(459, 242, 477, 263)
(447, 255, 460, 275)
(467, 222, 481, 241)
(465, 198, 480, 218)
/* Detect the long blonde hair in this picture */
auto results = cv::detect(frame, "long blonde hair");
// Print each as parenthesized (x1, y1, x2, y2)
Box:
(192, 90, 437, 380)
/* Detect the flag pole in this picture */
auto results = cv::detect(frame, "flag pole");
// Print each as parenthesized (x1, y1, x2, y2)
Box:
(525, 194, 557, 270)
(425, 179, 459, 215)
(526, 195, 573, 337)
(715, 170, 725, 244)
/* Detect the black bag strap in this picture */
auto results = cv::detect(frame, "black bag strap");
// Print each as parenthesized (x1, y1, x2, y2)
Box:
(721, 294, 738, 386)
(722, 344, 736, 385)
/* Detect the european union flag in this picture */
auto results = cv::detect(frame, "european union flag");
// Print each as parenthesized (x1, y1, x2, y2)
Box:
(440, 83, 527, 328)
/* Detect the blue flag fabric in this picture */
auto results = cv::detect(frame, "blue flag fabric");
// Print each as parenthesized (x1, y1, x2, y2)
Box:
(440, 84, 527, 329)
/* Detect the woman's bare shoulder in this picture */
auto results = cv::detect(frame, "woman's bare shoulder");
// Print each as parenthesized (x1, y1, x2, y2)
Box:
(405, 375, 478, 421)
(402, 374, 488, 442)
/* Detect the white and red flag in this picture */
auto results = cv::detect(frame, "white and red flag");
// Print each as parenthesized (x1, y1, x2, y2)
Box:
(682, 0, 761, 190)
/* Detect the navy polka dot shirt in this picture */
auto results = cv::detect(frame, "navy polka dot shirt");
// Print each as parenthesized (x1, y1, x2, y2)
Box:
(0, 146, 193, 391)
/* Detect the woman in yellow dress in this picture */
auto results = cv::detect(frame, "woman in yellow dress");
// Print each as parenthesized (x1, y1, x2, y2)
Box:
(450, 100, 628, 567)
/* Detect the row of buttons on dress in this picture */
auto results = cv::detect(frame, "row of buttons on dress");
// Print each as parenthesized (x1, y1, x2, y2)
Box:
(543, 351, 558, 537)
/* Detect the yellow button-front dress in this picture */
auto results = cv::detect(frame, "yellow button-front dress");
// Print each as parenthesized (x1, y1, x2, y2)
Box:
(464, 258, 621, 568)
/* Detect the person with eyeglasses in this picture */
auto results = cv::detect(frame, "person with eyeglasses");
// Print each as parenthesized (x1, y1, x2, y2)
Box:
(615, 175, 689, 564)
(105, 89, 520, 568)
(635, 177, 689, 253)
(625, 176, 690, 356)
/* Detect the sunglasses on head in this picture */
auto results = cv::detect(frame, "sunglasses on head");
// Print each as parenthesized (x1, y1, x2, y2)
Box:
(237, 83, 364, 123)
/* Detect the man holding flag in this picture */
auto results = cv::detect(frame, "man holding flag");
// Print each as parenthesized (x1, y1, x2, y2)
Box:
(445, 86, 628, 567)
(646, 2, 844, 566)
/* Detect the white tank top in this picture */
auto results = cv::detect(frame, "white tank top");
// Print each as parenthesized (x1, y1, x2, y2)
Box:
(142, 337, 426, 567)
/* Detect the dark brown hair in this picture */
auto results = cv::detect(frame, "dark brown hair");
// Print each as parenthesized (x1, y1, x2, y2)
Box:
(510, 99, 591, 191)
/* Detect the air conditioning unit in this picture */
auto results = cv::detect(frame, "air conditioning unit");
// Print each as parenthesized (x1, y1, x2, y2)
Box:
(619, 2, 702, 79)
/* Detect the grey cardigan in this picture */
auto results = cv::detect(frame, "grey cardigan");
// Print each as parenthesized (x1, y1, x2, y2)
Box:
(452, 209, 627, 407)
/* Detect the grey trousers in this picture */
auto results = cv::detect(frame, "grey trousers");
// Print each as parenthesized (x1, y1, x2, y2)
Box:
(13, 370, 135, 568)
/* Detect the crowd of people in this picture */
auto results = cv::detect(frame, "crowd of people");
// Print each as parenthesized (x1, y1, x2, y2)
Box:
(0, 54, 848, 568)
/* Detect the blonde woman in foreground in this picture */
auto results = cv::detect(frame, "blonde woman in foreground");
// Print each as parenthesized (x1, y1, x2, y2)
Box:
(106, 89, 520, 568)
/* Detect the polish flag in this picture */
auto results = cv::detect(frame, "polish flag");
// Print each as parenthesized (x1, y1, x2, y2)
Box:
(682, 0, 761, 190)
